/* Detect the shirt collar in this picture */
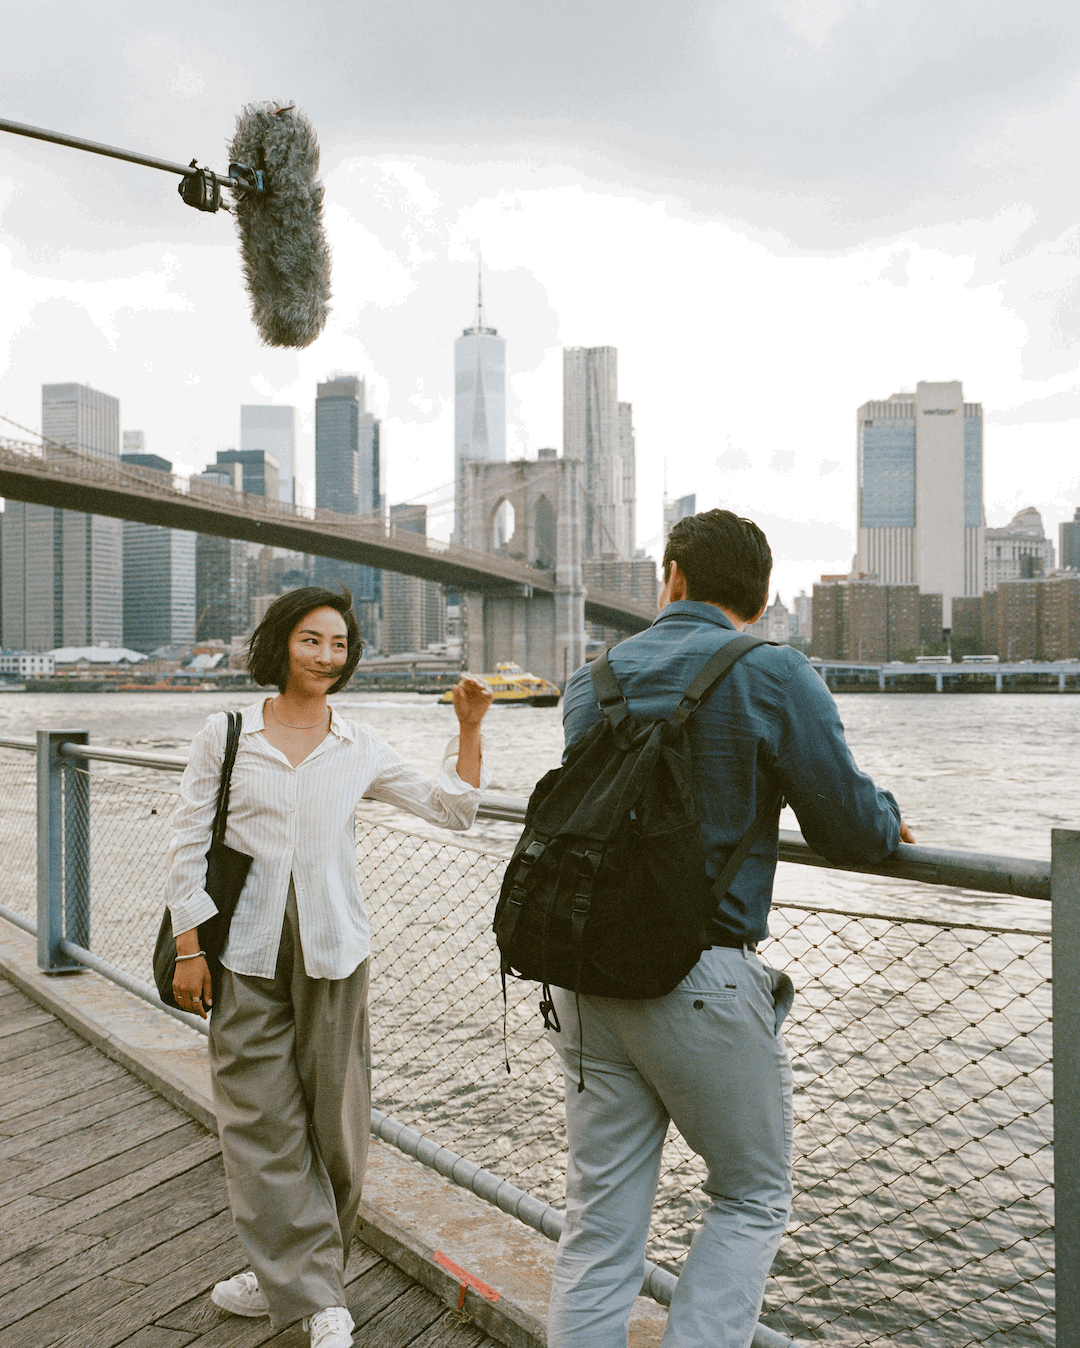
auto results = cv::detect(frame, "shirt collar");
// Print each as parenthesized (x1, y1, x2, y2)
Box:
(239, 698, 355, 742)
(653, 600, 738, 632)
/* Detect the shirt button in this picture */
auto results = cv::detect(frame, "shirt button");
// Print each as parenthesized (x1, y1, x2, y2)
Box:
(693, 999, 704, 1010)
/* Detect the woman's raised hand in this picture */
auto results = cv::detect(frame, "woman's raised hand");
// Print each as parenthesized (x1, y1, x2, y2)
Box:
(451, 676, 493, 727)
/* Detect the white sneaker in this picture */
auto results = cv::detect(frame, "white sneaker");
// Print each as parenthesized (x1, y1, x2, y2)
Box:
(210, 1270, 269, 1317)
(303, 1305, 354, 1347)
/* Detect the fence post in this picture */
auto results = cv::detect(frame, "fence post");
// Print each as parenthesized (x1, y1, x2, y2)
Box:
(36, 729, 88, 973)
(1052, 827, 1080, 1346)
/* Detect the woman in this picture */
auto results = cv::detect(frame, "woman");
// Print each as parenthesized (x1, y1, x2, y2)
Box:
(167, 587, 492, 1348)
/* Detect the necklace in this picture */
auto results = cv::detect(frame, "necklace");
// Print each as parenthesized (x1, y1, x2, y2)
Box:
(269, 699, 330, 730)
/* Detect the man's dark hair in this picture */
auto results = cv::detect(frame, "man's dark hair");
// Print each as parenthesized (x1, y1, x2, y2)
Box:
(247, 586, 363, 694)
(662, 510, 772, 620)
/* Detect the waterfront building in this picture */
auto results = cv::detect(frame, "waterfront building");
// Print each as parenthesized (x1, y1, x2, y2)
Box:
(192, 466, 249, 643)
(854, 381, 984, 628)
(662, 493, 696, 547)
(563, 346, 636, 560)
(2, 383, 122, 651)
(241, 405, 296, 503)
(812, 578, 929, 662)
(0, 650, 54, 678)
(1061, 507, 1080, 572)
(582, 553, 657, 647)
(792, 590, 812, 643)
(984, 507, 1055, 588)
(120, 445, 196, 655)
(747, 593, 793, 644)
(383, 504, 446, 656)
(314, 374, 382, 642)
(454, 274, 506, 544)
(215, 448, 279, 502)
(964, 574, 1080, 661)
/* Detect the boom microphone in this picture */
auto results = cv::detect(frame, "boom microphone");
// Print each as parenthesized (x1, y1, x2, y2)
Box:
(227, 103, 331, 349)
(0, 105, 332, 350)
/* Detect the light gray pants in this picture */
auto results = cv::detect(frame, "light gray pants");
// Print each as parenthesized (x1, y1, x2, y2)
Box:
(208, 884, 371, 1329)
(547, 946, 794, 1348)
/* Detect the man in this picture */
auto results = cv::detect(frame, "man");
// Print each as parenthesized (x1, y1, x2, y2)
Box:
(547, 509, 910, 1348)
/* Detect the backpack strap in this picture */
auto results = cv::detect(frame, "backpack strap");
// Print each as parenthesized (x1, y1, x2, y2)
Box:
(708, 790, 783, 910)
(671, 634, 766, 726)
(590, 649, 631, 731)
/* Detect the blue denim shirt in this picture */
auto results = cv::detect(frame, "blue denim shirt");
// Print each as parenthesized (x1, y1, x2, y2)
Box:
(562, 601, 901, 944)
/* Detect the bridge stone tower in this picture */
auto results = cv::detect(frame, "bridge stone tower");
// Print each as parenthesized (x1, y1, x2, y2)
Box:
(461, 451, 587, 684)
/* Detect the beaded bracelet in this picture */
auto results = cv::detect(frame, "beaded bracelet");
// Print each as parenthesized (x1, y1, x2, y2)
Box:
(174, 950, 207, 962)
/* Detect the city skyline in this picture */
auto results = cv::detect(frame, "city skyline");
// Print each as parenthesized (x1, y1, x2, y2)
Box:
(3, 6, 1080, 608)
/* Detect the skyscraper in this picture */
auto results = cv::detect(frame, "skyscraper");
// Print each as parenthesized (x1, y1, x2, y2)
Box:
(563, 346, 636, 560)
(192, 465, 249, 642)
(1061, 507, 1080, 572)
(314, 375, 382, 639)
(215, 449, 279, 501)
(454, 271, 506, 542)
(2, 383, 122, 650)
(120, 442, 196, 654)
(383, 504, 445, 655)
(663, 493, 696, 546)
(854, 381, 984, 628)
(241, 405, 296, 504)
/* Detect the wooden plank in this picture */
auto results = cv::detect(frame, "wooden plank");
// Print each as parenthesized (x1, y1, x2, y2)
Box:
(0, 1036, 92, 1083)
(109, 1209, 239, 1287)
(0, 1231, 101, 1298)
(0, 1052, 127, 1118)
(0, 1020, 73, 1067)
(46, 1244, 249, 1348)
(112, 1328, 197, 1348)
(0, 1082, 151, 1159)
(348, 1259, 415, 1329)
(0, 1007, 53, 1041)
(0, 1270, 135, 1348)
(0, 1135, 219, 1257)
(0, 1076, 151, 1144)
(21, 1118, 203, 1204)
(407, 1315, 494, 1348)
(0, 1157, 227, 1280)
(349, 1281, 447, 1348)
(0, 1185, 235, 1330)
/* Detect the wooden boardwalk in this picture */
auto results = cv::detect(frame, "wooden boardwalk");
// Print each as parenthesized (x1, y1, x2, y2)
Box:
(0, 975, 502, 1348)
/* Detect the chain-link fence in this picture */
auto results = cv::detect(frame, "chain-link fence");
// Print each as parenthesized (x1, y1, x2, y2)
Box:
(0, 746, 1055, 1346)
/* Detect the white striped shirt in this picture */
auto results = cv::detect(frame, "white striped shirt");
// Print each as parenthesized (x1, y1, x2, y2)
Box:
(166, 700, 489, 979)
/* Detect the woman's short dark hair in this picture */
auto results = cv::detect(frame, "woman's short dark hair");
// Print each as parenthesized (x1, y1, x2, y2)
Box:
(662, 510, 772, 621)
(247, 586, 363, 694)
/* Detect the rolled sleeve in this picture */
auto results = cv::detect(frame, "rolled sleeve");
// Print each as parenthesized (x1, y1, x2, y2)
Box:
(366, 733, 489, 829)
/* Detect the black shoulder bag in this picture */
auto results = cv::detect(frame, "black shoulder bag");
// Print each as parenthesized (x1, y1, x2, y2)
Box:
(153, 710, 253, 1010)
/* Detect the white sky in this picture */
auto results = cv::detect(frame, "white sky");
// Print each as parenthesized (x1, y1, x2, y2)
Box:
(2, 2, 1080, 602)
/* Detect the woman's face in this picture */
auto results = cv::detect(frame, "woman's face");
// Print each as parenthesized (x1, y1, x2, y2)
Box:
(285, 606, 349, 696)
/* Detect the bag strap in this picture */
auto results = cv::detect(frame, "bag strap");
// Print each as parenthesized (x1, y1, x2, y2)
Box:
(709, 790, 783, 908)
(210, 711, 242, 848)
(592, 632, 768, 732)
(590, 649, 631, 731)
(671, 634, 766, 725)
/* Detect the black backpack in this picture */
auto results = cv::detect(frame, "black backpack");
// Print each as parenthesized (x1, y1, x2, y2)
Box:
(494, 633, 780, 1024)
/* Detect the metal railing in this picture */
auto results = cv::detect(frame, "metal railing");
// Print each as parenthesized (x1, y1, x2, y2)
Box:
(0, 730, 1070, 1347)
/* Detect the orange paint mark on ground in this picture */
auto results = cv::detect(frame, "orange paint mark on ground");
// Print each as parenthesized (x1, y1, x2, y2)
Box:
(433, 1250, 502, 1303)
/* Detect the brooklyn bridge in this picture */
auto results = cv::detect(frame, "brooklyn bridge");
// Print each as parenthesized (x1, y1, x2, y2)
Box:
(0, 435, 655, 681)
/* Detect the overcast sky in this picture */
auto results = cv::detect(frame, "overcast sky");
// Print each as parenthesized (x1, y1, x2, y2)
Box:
(3, 1, 1080, 600)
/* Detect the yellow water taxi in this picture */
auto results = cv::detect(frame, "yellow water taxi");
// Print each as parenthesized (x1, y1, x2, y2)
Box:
(440, 662, 561, 707)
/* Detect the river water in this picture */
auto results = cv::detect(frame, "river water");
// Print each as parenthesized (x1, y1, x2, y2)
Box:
(0, 688, 1066, 1342)
(2, 687, 1074, 923)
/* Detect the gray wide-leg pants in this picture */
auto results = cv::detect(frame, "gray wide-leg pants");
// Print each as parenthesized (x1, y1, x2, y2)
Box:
(546, 946, 794, 1348)
(208, 884, 371, 1329)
